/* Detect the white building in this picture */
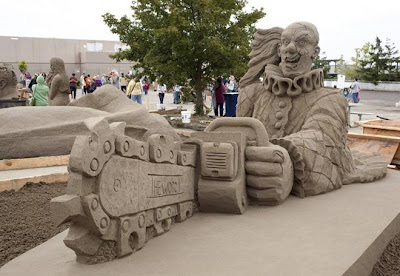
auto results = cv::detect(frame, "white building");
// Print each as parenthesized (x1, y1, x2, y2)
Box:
(0, 36, 133, 76)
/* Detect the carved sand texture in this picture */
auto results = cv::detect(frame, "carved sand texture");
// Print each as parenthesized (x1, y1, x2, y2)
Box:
(0, 63, 18, 100)
(237, 22, 387, 200)
(51, 118, 196, 263)
(0, 84, 179, 159)
(48, 22, 388, 265)
(46, 57, 70, 106)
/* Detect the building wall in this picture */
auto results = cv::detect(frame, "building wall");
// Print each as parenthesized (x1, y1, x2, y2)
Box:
(324, 80, 400, 91)
(0, 36, 133, 77)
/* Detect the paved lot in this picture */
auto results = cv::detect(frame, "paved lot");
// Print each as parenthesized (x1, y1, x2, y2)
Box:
(76, 88, 400, 125)
(0, 166, 67, 181)
(75, 88, 209, 114)
(347, 90, 400, 122)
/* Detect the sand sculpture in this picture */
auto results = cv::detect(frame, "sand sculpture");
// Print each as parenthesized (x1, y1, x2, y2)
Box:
(51, 115, 266, 263)
(0, 85, 178, 159)
(46, 57, 70, 106)
(48, 22, 387, 264)
(237, 21, 387, 202)
(0, 63, 18, 100)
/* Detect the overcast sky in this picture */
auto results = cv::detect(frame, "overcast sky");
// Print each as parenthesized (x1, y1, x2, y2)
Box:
(2, 0, 399, 61)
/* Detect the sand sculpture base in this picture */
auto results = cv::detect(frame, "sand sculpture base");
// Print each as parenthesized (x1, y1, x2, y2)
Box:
(0, 99, 28, 109)
(2, 170, 400, 276)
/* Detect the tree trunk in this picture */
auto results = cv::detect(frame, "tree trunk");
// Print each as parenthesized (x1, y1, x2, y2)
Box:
(195, 88, 204, 116)
(192, 73, 204, 116)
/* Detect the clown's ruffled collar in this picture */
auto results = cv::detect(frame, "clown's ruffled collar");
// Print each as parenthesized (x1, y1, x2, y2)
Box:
(263, 65, 324, 97)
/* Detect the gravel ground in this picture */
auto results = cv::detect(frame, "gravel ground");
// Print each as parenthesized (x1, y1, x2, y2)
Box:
(0, 182, 68, 268)
(0, 181, 399, 273)
(370, 233, 400, 276)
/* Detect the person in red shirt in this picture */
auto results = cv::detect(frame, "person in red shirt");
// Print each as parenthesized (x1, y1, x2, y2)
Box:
(214, 77, 225, 116)
(69, 73, 78, 99)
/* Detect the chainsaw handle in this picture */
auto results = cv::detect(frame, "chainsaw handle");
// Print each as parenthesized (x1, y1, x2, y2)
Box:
(205, 117, 269, 147)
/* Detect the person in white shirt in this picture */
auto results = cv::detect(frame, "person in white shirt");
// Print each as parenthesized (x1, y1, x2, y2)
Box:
(226, 75, 237, 92)
(80, 73, 86, 95)
(173, 84, 181, 104)
(157, 83, 167, 104)
(350, 78, 361, 103)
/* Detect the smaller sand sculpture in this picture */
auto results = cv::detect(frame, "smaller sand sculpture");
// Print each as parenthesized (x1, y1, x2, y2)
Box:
(46, 57, 70, 106)
(0, 85, 177, 160)
(0, 63, 18, 100)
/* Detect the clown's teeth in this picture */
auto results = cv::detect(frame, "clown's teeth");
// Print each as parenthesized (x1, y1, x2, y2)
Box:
(285, 55, 300, 63)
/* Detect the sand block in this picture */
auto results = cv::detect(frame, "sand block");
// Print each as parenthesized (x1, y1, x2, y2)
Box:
(0, 166, 68, 192)
(0, 155, 69, 171)
(1, 170, 400, 276)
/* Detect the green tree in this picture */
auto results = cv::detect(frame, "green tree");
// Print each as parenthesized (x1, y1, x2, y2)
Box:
(394, 57, 400, 81)
(340, 48, 362, 80)
(333, 54, 355, 79)
(355, 37, 400, 83)
(17, 60, 27, 73)
(334, 54, 358, 80)
(335, 55, 345, 74)
(103, 0, 264, 114)
(340, 63, 358, 80)
(384, 38, 399, 81)
(312, 52, 329, 79)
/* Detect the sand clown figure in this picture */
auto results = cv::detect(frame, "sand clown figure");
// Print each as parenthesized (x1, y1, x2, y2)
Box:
(237, 22, 387, 204)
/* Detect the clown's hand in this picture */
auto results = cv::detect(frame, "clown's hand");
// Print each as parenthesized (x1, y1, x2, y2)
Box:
(245, 144, 293, 205)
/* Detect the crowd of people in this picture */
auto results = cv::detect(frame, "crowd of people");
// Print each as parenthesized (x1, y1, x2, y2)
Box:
(77, 71, 144, 98)
(17, 72, 49, 106)
(19, 68, 240, 116)
(77, 72, 239, 117)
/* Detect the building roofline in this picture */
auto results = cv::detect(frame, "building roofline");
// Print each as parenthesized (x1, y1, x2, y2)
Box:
(0, 35, 122, 44)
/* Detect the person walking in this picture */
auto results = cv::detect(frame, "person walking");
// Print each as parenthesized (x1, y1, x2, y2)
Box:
(69, 73, 78, 99)
(173, 84, 181, 104)
(101, 74, 107, 85)
(127, 78, 142, 104)
(80, 73, 86, 95)
(226, 75, 238, 92)
(142, 78, 150, 95)
(30, 75, 49, 106)
(25, 72, 32, 88)
(210, 83, 217, 113)
(214, 77, 225, 116)
(153, 79, 159, 91)
(19, 71, 26, 87)
(350, 78, 361, 103)
(95, 76, 102, 88)
(28, 74, 37, 93)
(157, 83, 167, 104)
(88, 76, 97, 93)
(112, 71, 120, 89)
(85, 74, 93, 94)
(120, 73, 127, 92)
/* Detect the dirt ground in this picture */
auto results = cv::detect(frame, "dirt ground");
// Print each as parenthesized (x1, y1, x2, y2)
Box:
(0, 182, 68, 268)
(370, 233, 400, 275)
(0, 181, 399, 273)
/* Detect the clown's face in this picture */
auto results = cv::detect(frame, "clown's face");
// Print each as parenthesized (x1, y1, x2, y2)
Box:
(278, 23, 320, 79)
